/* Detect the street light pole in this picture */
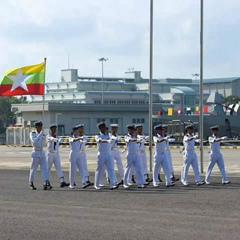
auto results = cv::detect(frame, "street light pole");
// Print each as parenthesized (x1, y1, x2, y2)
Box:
(199, 0, 204, 173)
(149, 0, 154, 172)
(98, 58, 108, 104)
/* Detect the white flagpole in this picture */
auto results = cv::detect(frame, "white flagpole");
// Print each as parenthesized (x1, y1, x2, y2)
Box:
(200, 0, 204, 173)
(149, 0, 154, 172)
(42, 58, 47, 124)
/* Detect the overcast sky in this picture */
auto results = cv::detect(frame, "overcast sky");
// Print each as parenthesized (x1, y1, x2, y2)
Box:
(0, 0, 239, 82)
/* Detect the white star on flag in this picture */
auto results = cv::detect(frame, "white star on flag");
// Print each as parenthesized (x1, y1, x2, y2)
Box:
(8, 68, 34, 92)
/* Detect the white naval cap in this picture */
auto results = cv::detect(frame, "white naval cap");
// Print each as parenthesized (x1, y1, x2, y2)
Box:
(110, 124, 118, 128)
(75, 124, 84, 128)
(135, 124, 143, 128)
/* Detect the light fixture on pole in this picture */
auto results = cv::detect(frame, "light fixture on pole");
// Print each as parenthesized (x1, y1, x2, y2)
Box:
(98, 58, 108, 104)
(192, 73, 200, 80)
(149, 0, 154, 172)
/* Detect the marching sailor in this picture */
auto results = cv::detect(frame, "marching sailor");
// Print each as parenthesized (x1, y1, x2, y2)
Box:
(162, 124, 179, 182)
(153, 124, 175, 187)
(205, 125, 231, 185)
(46, 124, 69, 187)
(136, 124, 152, 183)
(123, 125, 146, 189)
(29, 121, 52, 190)
(75, 124, 93, 186)
(94, 122, 118, 190)
(109, 124, 124, 185)
(69, 127, 91, 189)
(181, 124, 205, 186)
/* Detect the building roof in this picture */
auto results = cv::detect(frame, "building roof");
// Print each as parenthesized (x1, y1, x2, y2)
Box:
(171, 86, 196, 94)
(204, 77, 240, 84)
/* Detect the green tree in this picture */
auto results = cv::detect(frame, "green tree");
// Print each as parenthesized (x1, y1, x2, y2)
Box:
(222, 96, 240, 105)
(0, 97, 27, 133)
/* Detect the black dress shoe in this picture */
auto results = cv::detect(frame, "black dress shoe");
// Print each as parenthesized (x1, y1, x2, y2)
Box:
(82, 182, 91, 189)
(46, 180, 53, 190)
(60, 181, 70, 188)
(86, 180, 94, 186)
(171, 176, 180, 182)
(131, 175, 136, 184)
(145, 178, 153, 183)
(74, 182, 76, 186)
(158, 174, 163, 182)
(117, 180, 123, 186)
(29, 183, 36, 190)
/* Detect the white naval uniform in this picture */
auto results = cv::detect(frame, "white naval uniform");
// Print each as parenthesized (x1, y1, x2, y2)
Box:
(128, 134, 147, 182)
(46, 134, 64, 182)
(205, 135, 228, 182)
(79, 135, 90, 180)
(69, 136, 87, 186)
(29, 131, 49, 183)
(164, 134, 174, 176)
(137, 134, 148, 175)
(94, 133, 115, 188)
(109, 133, 124, 180)
(181, 134, 202, 183)
(123, 134, 145, 185)
(153, 134, 171, 185)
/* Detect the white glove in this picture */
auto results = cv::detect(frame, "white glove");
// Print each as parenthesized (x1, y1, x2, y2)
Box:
(164, 136, 170, 141)
(221, 136, 228, 140)
(179, 149, 184, 154)
(145, 136, 150, 141)
(195, 139, 201, 143)
(193, 135, 199, 139)
(168, 138, 176, 143)
(121, 149, 126, 153)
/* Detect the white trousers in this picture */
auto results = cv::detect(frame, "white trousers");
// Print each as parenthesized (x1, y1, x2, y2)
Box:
(80, 152, 90, 178)
(69, 151, 86, 186)
(153, 152, 171, 185)
(181, 152, 202, 182)
(165, 150, 174, 175)
(95, 152, 115, 187)
(128, 152, 147, 182)
(47, 152, 64, 182)
(123, 153, 145, 185)
(29, 155, 49, 183)
(205, 153, 228, 182)
(102, 150, 124, 182)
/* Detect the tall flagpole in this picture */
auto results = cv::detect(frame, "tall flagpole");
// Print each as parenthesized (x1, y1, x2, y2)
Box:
(42, 57, 47, 125)
(200, 0, 204, 173)
(149, 0, 153, 172)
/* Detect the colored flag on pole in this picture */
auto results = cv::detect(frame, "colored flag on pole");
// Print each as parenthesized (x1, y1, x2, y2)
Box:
(157, 110, 162, 116)
(168, 108, 173, 116)
(203, 106, 209, 113)
(0, 62, 45, 96)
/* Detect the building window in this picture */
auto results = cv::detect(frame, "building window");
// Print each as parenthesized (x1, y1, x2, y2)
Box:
(132, 118, 145, 124)
(173, 100, 181, 104)
(97, 118, 106, 123)
(94, 100, 101, 104)
(110, 118, 119, 124)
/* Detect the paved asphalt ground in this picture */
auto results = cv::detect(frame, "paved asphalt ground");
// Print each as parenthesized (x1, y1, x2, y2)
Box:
(0, 146, 239, 240)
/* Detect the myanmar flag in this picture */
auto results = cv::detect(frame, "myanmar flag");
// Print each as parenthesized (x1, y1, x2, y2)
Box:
(0, 62, 45, 96)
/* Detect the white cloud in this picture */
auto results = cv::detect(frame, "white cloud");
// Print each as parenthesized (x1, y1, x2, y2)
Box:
(0, 0, 239, 81)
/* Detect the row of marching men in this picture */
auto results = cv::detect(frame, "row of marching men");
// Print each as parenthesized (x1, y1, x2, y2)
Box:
(28, 121, 231, 190)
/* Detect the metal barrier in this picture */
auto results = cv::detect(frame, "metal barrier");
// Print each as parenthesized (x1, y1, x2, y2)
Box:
(6, 127, 32, 146)
(5, 127, 240, 148)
